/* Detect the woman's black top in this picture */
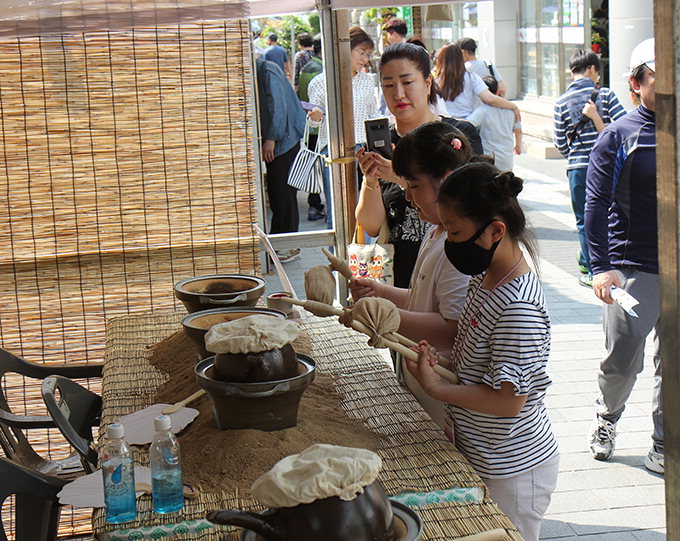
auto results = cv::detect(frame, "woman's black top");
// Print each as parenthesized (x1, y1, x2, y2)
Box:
(379, 117, 482, 288)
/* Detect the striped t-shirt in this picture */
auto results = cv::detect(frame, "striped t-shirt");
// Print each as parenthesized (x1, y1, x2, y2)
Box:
(447, 271, 558, 478)
(553, 78, 626, 170)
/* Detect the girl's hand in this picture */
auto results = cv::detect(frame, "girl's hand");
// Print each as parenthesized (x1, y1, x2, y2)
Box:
(406, 341, 441, 393)
(338, 307, 354, 328)
(349, 277, 380, 301)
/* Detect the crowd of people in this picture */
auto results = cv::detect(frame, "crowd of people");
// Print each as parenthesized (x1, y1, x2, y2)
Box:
(255, 21, 660, 539)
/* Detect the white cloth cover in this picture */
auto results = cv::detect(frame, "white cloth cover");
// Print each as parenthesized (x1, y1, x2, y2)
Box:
(250, 444, 382, 508)
(205, 314, 300, 354)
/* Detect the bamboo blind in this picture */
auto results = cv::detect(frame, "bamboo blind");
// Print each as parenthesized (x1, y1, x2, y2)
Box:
(0, 19, 259, 538)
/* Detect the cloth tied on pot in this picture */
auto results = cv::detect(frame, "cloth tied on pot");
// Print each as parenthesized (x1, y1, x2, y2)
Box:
(304, 265, 335, 305)
(204, 314, 300, 354)
(250, 444, 382, 508)
(348, 297, 400, 348)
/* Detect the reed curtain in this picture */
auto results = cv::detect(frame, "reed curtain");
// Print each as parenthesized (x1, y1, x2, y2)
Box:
(0, 19, 258, 537)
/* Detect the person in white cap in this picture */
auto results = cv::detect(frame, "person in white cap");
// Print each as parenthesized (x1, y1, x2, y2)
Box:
(583, 38, 662, 473)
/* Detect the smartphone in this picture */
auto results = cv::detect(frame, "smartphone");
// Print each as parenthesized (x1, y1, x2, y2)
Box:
(364, 118, 392, 160)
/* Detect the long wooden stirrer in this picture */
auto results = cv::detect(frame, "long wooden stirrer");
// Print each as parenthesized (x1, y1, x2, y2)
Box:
(279, 297, 458, 384)
(321, 247, 355, 284)
(320, 248, 450, 360)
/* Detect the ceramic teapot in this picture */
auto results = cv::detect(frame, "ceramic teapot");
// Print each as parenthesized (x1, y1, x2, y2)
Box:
(207, 480, 396, 541)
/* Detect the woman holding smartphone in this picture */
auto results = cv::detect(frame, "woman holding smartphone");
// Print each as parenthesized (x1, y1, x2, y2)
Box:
(356, 42, 482, 287)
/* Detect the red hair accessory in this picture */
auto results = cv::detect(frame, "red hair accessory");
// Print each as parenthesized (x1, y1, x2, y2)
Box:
(451, 137, 462, 150)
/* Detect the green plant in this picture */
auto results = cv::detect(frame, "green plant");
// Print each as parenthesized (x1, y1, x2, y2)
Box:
(591, 32, 606, 45)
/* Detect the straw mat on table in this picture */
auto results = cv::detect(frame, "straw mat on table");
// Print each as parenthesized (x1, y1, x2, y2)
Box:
(304, 315, 395, 374)
(95, 311, 520, 540)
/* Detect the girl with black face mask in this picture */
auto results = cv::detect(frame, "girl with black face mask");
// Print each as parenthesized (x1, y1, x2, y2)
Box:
(405, 162, 558, 541)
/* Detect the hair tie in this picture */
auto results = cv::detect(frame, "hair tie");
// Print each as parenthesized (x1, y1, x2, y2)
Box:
(451, 137, 462, 150)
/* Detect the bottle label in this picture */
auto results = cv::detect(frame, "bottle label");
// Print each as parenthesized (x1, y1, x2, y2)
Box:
(105, 463, 134, 496)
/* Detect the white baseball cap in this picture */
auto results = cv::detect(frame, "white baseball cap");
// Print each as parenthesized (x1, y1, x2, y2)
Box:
(629, 38, 655, 74)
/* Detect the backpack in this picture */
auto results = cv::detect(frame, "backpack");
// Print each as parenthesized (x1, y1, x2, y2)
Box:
(567, 87, 600, 146)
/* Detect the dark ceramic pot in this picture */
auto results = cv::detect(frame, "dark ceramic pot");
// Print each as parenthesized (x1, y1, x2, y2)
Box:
(213, 343, 298, 383)
(195, 354, 315, 431)
(207, 481, 397, 541)
(174, 275, 266, 313)
(182, 307, 287, 359)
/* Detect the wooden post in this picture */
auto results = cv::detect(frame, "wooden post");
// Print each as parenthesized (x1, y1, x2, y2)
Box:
(654, 0, 679, 537)
(412, 6, 422, 39)
(319, 4, 354, 304)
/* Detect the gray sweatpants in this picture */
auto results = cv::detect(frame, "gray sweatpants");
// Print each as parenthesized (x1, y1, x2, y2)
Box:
(595, 267, 663, 452)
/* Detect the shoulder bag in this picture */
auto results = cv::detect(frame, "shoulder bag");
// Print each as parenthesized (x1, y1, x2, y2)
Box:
(287, 118, 324, 194)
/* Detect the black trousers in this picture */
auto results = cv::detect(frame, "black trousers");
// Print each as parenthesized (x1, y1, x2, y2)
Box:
(307, 133, 323, 211)
(265, 143, 300, 234)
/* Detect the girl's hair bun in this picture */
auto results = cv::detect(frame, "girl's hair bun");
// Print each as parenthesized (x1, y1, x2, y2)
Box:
(493, 171, 523, 198)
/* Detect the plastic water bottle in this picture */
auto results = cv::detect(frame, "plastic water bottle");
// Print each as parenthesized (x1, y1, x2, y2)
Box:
(102, 423, 137, 523)
(150, 415, 184, 513)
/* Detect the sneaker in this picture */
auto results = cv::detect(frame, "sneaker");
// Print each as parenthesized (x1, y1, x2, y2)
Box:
(578, 263, 589, 275)
(307, 207, 326, 221)
(588, 418, 617, 461)
(275, 249, 301, 263)
(644, 449, 664, 474)
(579, 274, 593, 288)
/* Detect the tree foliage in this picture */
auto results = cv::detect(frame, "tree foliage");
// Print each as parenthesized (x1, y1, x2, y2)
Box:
(259, 15, 314, 55)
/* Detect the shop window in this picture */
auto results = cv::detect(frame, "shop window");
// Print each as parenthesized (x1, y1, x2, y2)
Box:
(519, 0, 586, 98)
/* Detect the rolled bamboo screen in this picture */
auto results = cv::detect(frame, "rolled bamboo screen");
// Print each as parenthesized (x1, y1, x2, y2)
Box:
(0, 19, 258, 537)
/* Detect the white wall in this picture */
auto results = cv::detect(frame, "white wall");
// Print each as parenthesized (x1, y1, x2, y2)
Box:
(609, 0, 654, 111)
(476, 0, 519, 99)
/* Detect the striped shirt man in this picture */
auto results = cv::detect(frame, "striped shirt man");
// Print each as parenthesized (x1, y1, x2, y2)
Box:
(447, 272, 558, 478)
(553, 78, 625, 170)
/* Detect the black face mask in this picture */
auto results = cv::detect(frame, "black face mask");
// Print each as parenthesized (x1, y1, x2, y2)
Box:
(444, 220, 500, 276)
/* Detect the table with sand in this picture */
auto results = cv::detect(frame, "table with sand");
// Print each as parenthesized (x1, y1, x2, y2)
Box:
(92, 310, 521, 540)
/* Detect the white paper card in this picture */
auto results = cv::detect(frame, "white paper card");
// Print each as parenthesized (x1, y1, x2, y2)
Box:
(118, 404, 199, 445)
(58, 466, 151, 508)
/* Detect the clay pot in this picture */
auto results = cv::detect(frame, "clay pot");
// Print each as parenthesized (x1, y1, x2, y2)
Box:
(174, 275, 266, 313)
(195, 354, 315, 431)
(213, 343, 298, 383)
(207, 480, 397, 541)
(182, 307, 287, 359)
(265, 292, 294, 316)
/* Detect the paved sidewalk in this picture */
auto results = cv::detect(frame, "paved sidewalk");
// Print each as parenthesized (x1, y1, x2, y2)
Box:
(262, 152, 666, 539)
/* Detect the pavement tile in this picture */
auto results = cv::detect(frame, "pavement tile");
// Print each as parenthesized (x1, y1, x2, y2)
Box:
(631, 529, 668, 540)
(554, 466, 664, 492)
(540, 518, 578, 539)
(546, 489, 606, 513)
(565, 504, 666, 534)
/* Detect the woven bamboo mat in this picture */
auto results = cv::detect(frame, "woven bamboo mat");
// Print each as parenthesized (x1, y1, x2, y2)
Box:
(0, 19, 257, 538)
(94, 311, 521, 540)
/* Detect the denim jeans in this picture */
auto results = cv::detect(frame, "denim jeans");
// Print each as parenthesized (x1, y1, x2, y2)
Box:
(568, 167, 590, 273)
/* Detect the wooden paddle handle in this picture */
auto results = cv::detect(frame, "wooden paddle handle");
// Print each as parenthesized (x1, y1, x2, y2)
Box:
(455, 529, 508, 541)
(382, 336, 459, 384)
(321, 247, 355, 283)
(278, 298, 459, 384)
(162, 389, 206, 414)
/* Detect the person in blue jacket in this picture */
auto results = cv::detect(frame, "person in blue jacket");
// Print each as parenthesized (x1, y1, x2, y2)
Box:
(583, 38, 662, 474)
(256, 58, 306, 261)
